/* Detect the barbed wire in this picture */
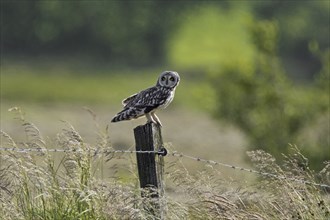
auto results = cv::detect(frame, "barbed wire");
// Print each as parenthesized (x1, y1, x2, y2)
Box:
(169, 151, 330, 189)
(0, 147, 329, 189)
(0, 147, 162, 155)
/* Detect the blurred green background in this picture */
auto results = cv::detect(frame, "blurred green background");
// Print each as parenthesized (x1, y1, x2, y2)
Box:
(1, 1, 329, 170)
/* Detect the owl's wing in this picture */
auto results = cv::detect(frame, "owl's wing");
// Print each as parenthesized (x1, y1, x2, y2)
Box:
(122, 87, 156, 107)
(123, 87, 169, 110)
(122, 93, 138, 106)
(112, 87, 171, 122)
(133, 87, 170, 112)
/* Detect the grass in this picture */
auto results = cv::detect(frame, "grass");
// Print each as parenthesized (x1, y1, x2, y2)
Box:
(1, 58, 216, 112)
(1, 108, 329, 219)
(1, 59, 329, 219)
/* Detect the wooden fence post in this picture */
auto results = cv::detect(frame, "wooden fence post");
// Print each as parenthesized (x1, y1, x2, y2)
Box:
(134, 122, 166, 219)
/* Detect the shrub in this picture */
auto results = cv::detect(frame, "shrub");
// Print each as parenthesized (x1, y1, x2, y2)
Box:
(210, 20, 329, 169)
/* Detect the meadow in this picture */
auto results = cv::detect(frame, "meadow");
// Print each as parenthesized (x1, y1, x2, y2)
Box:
(1, 107, 329, 219)
(0, 58, 247, 176)
(1, 59, 330, 219)
(2, 1, 329, 218)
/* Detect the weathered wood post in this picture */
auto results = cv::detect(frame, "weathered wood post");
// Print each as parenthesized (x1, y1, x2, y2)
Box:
(134, 122, 166, 219)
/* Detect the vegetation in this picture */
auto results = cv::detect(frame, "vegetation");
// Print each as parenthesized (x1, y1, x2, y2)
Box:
(210, 20, 329, 170)
(1, 2, 329, 218)
(1, 109, 329, 219)
(167, 3, 329, 169)
(1, 61, 215, 112)
(2, 1, 328, 76)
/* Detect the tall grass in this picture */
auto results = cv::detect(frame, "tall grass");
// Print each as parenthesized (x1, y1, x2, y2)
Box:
(1, 108, 329, 219)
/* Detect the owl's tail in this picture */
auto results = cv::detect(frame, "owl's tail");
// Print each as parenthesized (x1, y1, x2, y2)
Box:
(111, 111, 127, 123)
(111, 107, 140, 123)
(111, 114, 122, 123)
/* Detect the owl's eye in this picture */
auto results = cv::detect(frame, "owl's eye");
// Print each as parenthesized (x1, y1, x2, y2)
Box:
(161, 76, 166, 81)
(169, 77, 175, 81)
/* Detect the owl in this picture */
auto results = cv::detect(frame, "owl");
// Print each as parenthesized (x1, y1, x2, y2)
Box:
(111, 71, 180, 126)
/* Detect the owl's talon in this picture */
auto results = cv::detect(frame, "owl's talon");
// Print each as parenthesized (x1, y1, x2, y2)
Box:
(146, 114, 156, 124)
(146, 120, 162, 127)
(156, 121, 162, 127)
(151, 113, 162, 127)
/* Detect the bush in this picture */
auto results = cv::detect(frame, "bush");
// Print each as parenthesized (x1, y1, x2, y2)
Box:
(211, 20, 329, 169)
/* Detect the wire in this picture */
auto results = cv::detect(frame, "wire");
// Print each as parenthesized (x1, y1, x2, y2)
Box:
(0, 147, 160, 154)
(170, 151, 330, 189)
(0, 147, 329, 189)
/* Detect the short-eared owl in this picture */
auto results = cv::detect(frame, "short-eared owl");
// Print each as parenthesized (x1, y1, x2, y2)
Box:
(111, 71, 180, 126)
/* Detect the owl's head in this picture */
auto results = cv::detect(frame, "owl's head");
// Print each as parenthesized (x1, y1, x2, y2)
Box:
(156, 71, 180, 88)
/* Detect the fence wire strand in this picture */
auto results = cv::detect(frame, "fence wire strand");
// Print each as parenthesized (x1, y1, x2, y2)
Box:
(0, 147, 329, 189)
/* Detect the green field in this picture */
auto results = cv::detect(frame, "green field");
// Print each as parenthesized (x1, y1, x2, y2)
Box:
(1, 59, 215, 111)
(1, 59, 248, 176)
